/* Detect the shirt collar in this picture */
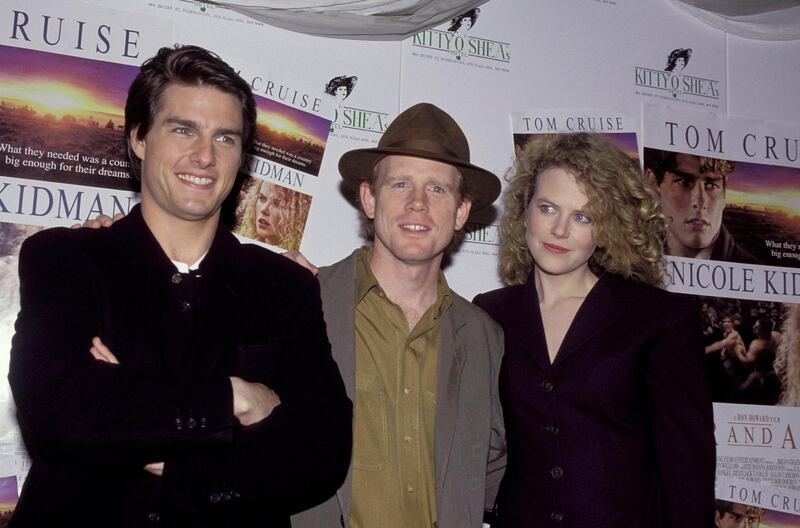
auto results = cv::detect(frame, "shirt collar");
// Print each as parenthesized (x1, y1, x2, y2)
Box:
(354, 246, 453, 318)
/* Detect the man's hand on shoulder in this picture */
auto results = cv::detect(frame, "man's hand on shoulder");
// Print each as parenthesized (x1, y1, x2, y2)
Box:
(230, 376, 281, 426)
(282, 250, 319, 276)
(70, 212, 125, 229)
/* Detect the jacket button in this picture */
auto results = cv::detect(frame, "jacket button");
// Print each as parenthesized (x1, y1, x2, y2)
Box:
(181, 301, 192, 311)
(545, 422, 559, 435)
(550, 466, 563, 479)
(174, 417, 183, 430)
(171, 272, 182, 284)
(209, 492, 221, 503)
(186, 417, 197, 430)
(147, 512, 160, 523)
(550, 511, 563, 522)
(541, 381, 554, 392)
(200, 416, 208, 429)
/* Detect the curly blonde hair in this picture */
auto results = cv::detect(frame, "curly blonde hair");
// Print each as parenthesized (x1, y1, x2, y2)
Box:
(234, 177, 312, 250)
(500, 133, 666, 286)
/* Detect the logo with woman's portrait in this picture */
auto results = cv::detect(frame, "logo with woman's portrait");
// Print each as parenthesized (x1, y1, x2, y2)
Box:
(324, 75, 358, 132)
(634, 47, 720, 106)
(664, 48, 692, 98)
(411, 7, 510, 67)
(447, 8, 480, 60)
(322, 74, 390, 137)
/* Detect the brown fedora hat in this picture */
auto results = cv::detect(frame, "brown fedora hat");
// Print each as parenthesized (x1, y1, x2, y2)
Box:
(338, 103, 500, 212)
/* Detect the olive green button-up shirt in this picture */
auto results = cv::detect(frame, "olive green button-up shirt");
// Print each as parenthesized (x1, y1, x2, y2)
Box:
(349, 247, 452, 528)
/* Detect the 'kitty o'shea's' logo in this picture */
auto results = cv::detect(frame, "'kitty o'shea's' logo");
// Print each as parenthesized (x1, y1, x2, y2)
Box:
(324, 75, 390, 138)
(634, 48, 720, 107)
(411, 8, 511, 68)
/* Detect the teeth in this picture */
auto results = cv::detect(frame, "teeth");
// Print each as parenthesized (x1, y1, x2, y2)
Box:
(401, 224, 428, 231)
(177, 174, 213, 185)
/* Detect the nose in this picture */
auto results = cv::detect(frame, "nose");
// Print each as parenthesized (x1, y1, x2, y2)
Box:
(690, 183, 706, 210)
(550, 214, 569, 239)
(190, 138, 215, 168)
(406, 185, 429, 212)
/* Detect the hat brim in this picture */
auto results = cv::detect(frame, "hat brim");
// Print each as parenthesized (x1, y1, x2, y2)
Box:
(338, 146, 501, 213)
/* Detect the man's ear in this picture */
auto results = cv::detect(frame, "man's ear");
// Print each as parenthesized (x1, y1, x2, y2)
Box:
(454, 197, 472, 231)
(129, 126, 145, 161)
(359, 181, 376, 220)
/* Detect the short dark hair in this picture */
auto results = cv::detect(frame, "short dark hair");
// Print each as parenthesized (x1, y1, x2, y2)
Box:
(643, 148, 734, 187)
(715, 499, 736, 515)
(124, 44, 256, 179)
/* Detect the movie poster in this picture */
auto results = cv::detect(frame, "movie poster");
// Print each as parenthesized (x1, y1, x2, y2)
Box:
(643, 103, 800, 522)
(228, 61, 334, 252)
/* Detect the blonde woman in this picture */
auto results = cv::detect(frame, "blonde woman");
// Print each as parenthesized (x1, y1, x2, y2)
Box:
(474, 133, 714, 527)
(235, 178, 311, 250)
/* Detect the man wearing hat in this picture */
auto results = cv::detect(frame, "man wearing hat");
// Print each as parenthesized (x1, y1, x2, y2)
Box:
(291, 102, 506, 528)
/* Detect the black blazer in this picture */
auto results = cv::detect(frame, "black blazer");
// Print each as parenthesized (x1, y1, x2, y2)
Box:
(9, 206, 352, 527)
(474, 273, 714, 528)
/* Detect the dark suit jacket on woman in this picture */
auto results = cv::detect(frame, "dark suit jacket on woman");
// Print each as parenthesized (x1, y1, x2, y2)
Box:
(9, 206, 351, 527)
(474, 272, 715, 528)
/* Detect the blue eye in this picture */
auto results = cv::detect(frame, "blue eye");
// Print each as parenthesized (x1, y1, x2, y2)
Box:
(539, 204, 556, 214)
(575, 212, 591, 224)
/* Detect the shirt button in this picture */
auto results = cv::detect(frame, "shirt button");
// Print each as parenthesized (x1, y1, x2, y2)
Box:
(550, 511, 563, 522)
(403, 387, 411, 395)
(550, 466, 564, 479)
(404, 435, 412, 442)
(181, 301, 192, 311)
(147, 512, 160, 523)
(541, 380, 554, 392)
(407, 485, 414, 493)
(171, 272, 182, 284)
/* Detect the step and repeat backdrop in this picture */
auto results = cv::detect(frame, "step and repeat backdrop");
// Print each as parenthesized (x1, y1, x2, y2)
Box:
(1, 0, 799, 522)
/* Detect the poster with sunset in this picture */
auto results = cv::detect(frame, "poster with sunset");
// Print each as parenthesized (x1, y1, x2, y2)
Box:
(250, 94, 331, 177)
(644, 148, 800, 267)
(0, 45, 138, 191)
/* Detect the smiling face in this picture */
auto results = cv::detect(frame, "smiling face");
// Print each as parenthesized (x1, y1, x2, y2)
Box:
(131, 84, 243, 231)
(360, 155, 471, 269)
(254, 180, 281, 244)
(647, 153, 725, 258)
(526, 167, 596, 278)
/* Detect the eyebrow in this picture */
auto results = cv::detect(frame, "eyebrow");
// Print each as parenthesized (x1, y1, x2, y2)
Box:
(164, 117, 242, 138)
(670, 169, 723, 181)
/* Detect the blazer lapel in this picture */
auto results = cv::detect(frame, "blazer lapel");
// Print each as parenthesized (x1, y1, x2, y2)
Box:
(503, 281, 553, 374)
(553, 273, 624, 367)
(435, 300, 467, 502)
(318, 251, 359, 526)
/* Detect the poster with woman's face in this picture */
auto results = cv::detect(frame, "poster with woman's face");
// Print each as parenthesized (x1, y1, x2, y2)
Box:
(231, 176, 313, 251)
